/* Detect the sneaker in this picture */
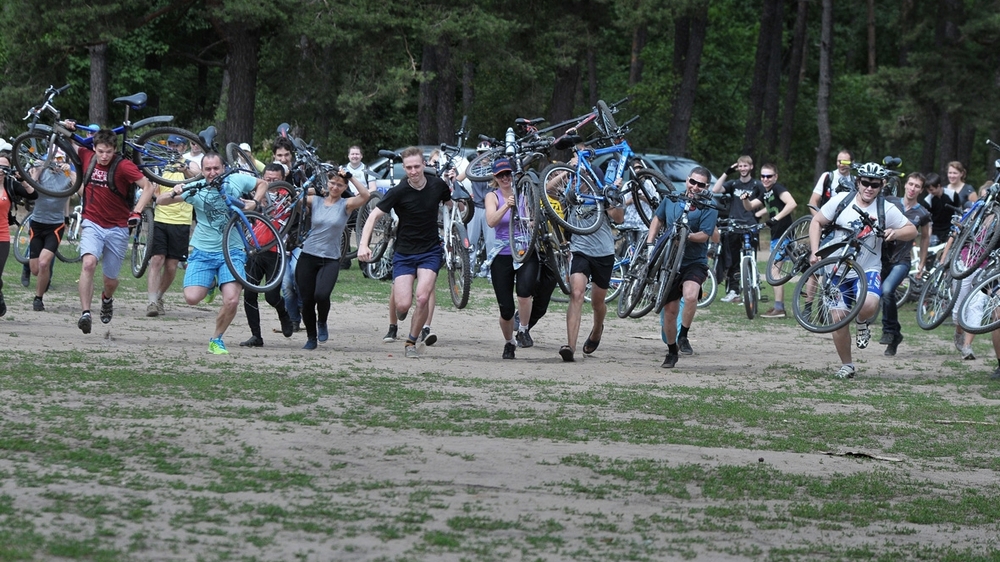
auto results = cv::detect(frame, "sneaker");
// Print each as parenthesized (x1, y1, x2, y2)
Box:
(884, 333, 903, 357)
(731, 295, 742, 304)
(100, 296, 114, 324)
(32, 297, 44, 312)
(78, 312, 92, 334)
(383, 324, 398, 343)
(280, 317, 294, 338)
(879, 332, 894, 345)
(834, 364, 856, 379)
(761, 308, 786, 319)
(661, 352, 679, 369)
(208, 337, 229, 355)
(205, 281, 217, 304)
(397, 307, 408, 322)
(678, 336, 693, 355)
(20, 264, 30, 287)
(954, 331, 964, 353)
(240, 336, 263, 347)
(961, 346, 976, 360)
(303, 339, 318, 350)
(317, 322, 328, 342)
(855, 321, 871, 349)
(156, 298, 165, 316)
(0, 293, 6, 317)
(502, 342, 516, 359)
(404, 343, 419, 358)
(146, 302, 159, 317)
(419, 327, 437, 346)
(990, 367, 1000, 381)
(720, 291, 738, 303)
(516, 330, 534, 348)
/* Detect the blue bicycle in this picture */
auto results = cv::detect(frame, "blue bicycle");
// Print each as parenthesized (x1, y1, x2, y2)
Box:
(11, 85, 207, 197)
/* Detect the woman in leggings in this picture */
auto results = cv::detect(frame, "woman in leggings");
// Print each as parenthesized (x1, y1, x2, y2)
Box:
(0, 155, 39, 316)
(485, 157, 538, 359)
(296, 166, 370, 349)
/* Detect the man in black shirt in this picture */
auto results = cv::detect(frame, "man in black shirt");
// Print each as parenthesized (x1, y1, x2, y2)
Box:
(712, 155, 765, 304)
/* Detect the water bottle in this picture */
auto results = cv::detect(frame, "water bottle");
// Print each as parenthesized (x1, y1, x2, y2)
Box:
(505, 127, 515, 156)
(604, 158, 619, 184)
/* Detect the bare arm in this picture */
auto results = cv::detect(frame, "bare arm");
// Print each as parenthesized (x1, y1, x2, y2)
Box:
(345, 175, 371, 213)
(357, 206, 386, 262)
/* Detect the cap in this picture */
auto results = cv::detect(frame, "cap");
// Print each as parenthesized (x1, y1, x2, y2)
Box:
(239, 142, 252, 152)
(0, 139, 11, 153)
(476, 141, 491, 152)
(167, 135, 187, 144)
(492, 157, 512, 175)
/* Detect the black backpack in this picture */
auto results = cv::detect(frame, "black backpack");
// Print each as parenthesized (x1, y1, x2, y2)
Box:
(80, 153, 136, 212)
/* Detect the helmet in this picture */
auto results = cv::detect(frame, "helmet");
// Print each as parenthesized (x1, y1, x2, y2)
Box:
(855, 162, 886, 179)
(476, 141, 491, 152)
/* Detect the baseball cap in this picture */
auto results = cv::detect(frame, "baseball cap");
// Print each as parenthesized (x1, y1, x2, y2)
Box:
(239, 142, 252, 152)
(167, 135, 187, 144)
(491, 157, 512, 175)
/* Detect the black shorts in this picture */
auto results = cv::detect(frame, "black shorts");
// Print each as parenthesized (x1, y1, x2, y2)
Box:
(149, 222, 190, 261)
(570, 252, 614, 290)
(666, 262, 709, 304)
(29, 221, 65, 258)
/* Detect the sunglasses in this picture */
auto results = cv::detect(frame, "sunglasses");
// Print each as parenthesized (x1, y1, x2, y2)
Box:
(687, 178, 708, 189)
(495, 171, 512, 179)
(838, 160, 853, 166)
(859, 179, 883, 189)
(760, 174, 774, 179)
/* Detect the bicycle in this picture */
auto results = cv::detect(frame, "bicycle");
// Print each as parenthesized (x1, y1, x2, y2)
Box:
(13, 204, 83, 264)
(129, 203, 156, 278)
(947, 140, 1000, 280)
(699, 239, 720, 308)
(435, 117, 474, 308)
(11, 85, 207, 197)
(718, 220, 765, 319)
(362, 149, 401, 281)
(955, 249, 1000, 334)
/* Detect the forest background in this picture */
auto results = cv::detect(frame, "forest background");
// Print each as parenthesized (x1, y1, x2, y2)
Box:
(0, 0, 995, 208)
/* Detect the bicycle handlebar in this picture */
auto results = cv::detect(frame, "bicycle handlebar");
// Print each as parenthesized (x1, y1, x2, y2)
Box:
(987, 139, 1000, 153)
(850, 204, 885, 237)
(608, 96, 630, 109)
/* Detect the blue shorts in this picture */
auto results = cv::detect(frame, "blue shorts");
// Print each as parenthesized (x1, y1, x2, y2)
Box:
(392, 248, 443, 279)
(184, 248, 245, 288)
(79, 220, 129, 280)
(831, 270, 882, 310)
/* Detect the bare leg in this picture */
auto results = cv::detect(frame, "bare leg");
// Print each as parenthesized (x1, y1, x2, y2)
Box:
(214, 282, 243, 338)
(565, 272, 588, 351)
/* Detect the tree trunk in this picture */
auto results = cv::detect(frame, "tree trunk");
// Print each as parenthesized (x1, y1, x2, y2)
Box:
(814, 0, 833, 180)
(742, 0, 779, 157)
(417, 44, 438, 145)
(88, 44, 109, 126)
(779, 0, 808, 161)
(629, 25, 647, 87)
(219, 25, 259, 145)
(761, 0, 784, 159)
(664, 4, 708, 156)
(434, 41, 456, 144)
(867, 0, 876, 73)
(920, 105, 938, 173)
(587, 48, 598, 108)
(548, 58, 580, 129)
(957, 123, 975, 169)
(938, 111, 956, 172)
(462, 61, 474, 119)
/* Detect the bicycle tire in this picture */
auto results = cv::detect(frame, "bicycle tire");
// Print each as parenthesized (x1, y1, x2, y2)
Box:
(539, 163, 604, 235)
(916, 267, 957, 330)
(654, 230, 686, 314)
(225, 142, 262, 178)
(368, 210, 394, 262)
(950, 208, 1000, 280)
(364, 237, 394, 280)
(11, 131, 81, 197)
(260, 180, 297, 237)
(791, 256, 867, 334)
(129, 207, 155, 277)
(447, 222, 472, 309)
(222, 210, 286, 293)
(596, 100, 619, 137)
(597, 261, 625, 303)
(894, 274, 913, 308)
(956, 270, 1000, 334)
(55, 212, 84, 264)
(538, 217, 572, 295)
(466, 148, 504, 182)
(13, 214, 31, 265)
(624, 168, 668, 227)
(630, 239, 668, 319)
(510, 173, 538, 263)
(766, 215, 812, 286)
(741, 256, 758, 319)
(697, 268, 717, 309)
(133, 127, 208, 186)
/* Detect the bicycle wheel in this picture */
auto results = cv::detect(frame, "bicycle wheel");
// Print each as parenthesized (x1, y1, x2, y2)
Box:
(791, 256, 867, 334)
(129, 208, 155, 276)
(539, 163, 603, 235)
(956, 270, 1000, 334)
(630, 239, 668, 319)
(447, 222, 472, 309)
(13, 214, 31, 265)
(617, 246, 650, 318)
(766, 216, 812, 286)
(624, 168, 668, 227)
(225, 142, 262, 177)
(466, 148, 504, 182)
(133, 127, 208, 186)
(11, 131, 81, 197)
(950, 209, 1000, 280)
(364, 237, 394, 281)
(260, 180, 297, 237)
(742, 256, 758, 319)
(222, 210, 286, 293)
(368, 212, 394, 262)
(697, 268, 717, 309)
(355, 192, 379, 251)
(916, 267, 957, 330)
(55, 212, 84, 264)
(596, 100, 619, 137)
(654, 232, 686, 314)
(603, 261, 625, 303)
(894, 274, 913, 308)
(510, 174, 537, 263)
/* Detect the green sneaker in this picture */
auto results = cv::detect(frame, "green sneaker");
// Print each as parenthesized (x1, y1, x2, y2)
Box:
(208, 337, 229, 355)
(205, 279, 218, 304)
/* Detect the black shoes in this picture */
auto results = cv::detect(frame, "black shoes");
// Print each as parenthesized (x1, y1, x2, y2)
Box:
(661, 352, 679, 368)
(33, 297, 44, 311)
(502, 342, 516, 359)
(78, 312, 92, 334)
(100, 296, 114, 324)
(884, 333, 903, 357)
(240, 336, 264, 347)
(516, 330, 534, 348)
(678, 337, 693, 355)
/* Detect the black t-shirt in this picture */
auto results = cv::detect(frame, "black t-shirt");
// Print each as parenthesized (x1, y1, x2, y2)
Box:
(376, 173, 451, 255)
(920, 192, 959, 236)
(721, 177, 765, 225)
(762, 182, 793, 239)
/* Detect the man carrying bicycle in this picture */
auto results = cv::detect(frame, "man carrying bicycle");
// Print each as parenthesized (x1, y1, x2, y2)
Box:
(63, 126, 157, 335)
(807, 162, 916, 379)
(650, 167, 718, 368)
(712, 155, 764, 305)
(156, 152, 269, 354)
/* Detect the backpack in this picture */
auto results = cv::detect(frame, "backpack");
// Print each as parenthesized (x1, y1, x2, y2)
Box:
(821, 170, 855, 206)
(80, 152, 136, 212)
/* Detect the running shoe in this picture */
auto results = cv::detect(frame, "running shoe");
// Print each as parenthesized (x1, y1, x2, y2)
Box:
(516, 330, 534, 348)
(100, 296, 114, 324)
(404, 343, 419, 358)
(761, 308, 786, 319)
(855, 321, 871, 349)
(240, 336, 263, 347)
(678, 337, 693, 355)
(146, 302, 159, 317)
(0, 292, 6, 317)
(303, 339, 318, 350)
(208, 337, 229, 355)
(156, 298, 165, 316)
(954, 331, 964, 353)
(419, 327, 437, 346)
(834, 364, 856, 379)
(884, 333, 903, 357)
(720, 291, 739, 303)
(20, 264, 30, 287)
(78, 312, 92, 334)
(502, 342, 516, 359)
(661, 352, 679, 369)
(383, 324, 398, 343)
(318, 322, 329, 342)
(33, 297, 44, 312)
(991, 367, 1000, 381)
(961, 346, 976, 360)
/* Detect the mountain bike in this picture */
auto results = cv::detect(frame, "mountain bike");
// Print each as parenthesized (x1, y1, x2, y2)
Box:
(225, 142, 261, 177)
(948, 141, 1000, 280)
(719, 220, 765, 319)
(129, 205, 156, 278)
(13, 204, 83, 264)
(362, 149, 401, 281)
(791, 205, 884, 333)
(955, 250, 1000, 334)
(699, 239, 719, 308)
(11, 85, 207, 197)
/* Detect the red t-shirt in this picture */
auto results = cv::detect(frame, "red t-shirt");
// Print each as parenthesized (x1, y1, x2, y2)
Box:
(79, 149, 145, 228)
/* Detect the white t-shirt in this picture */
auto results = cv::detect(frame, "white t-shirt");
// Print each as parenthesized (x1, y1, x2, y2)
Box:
(819, 192, 910, 273)
(812, 170, 852, 195)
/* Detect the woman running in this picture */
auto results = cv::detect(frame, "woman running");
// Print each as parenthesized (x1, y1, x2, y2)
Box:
(0, 155, 39, 316)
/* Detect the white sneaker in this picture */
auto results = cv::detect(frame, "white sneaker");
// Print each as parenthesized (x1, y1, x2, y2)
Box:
(720, 291, 739, 303)
(834, 364, 856, 379)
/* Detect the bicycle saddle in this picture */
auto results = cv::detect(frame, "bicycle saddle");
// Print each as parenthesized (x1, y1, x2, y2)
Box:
(199, 126, 217, 148)
(553, 134, 582, 150)
(113, 93, 147, 110)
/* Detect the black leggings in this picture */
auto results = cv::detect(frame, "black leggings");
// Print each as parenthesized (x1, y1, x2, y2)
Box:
(295, 252, 341, 340)
(0, 241, 8, 293)
(243, 251, 288, 338)
(490, 253, 539, 321)
(529, 260, 559, 329)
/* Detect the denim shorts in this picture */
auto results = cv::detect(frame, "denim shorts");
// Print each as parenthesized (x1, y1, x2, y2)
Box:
(392, 247, 443, 278)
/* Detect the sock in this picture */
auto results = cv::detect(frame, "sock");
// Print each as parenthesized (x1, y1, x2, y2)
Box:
(774, 302, 784, 311)
(668, 343, 678, 354)
(423, 324, 431, 330)
(406, 334, 418, 344)
(679, 325, 690, 340)
(508, 337, 517, 346)
(148, 291, 158, 304)
(518, 324, 528, 332)
(102, 292, 112, 303)
(83, 309, 91, 316)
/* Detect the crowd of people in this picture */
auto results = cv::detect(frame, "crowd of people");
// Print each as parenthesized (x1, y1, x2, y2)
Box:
(2, 132, 998, 379)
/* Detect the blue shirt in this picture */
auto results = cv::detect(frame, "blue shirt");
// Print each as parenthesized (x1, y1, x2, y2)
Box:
(182, 174, 259, 253)
(654, 197, 718, 267)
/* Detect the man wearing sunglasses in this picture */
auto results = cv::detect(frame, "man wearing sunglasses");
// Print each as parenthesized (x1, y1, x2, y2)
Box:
(809, 149, 856, 213)
(808, 162, 917, 379)
(712, 155, 765, 305)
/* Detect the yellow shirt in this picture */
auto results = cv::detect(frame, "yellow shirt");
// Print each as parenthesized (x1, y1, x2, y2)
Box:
(154, 170, 193, 225)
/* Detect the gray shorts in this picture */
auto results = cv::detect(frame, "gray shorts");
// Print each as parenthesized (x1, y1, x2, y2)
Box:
(79, 219, 129, 280)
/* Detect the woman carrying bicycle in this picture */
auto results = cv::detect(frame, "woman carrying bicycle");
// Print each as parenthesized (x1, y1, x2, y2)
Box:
(485, 157, 538, 359)
(0, 155, 39, 316)
(296, 166, 370, 350)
